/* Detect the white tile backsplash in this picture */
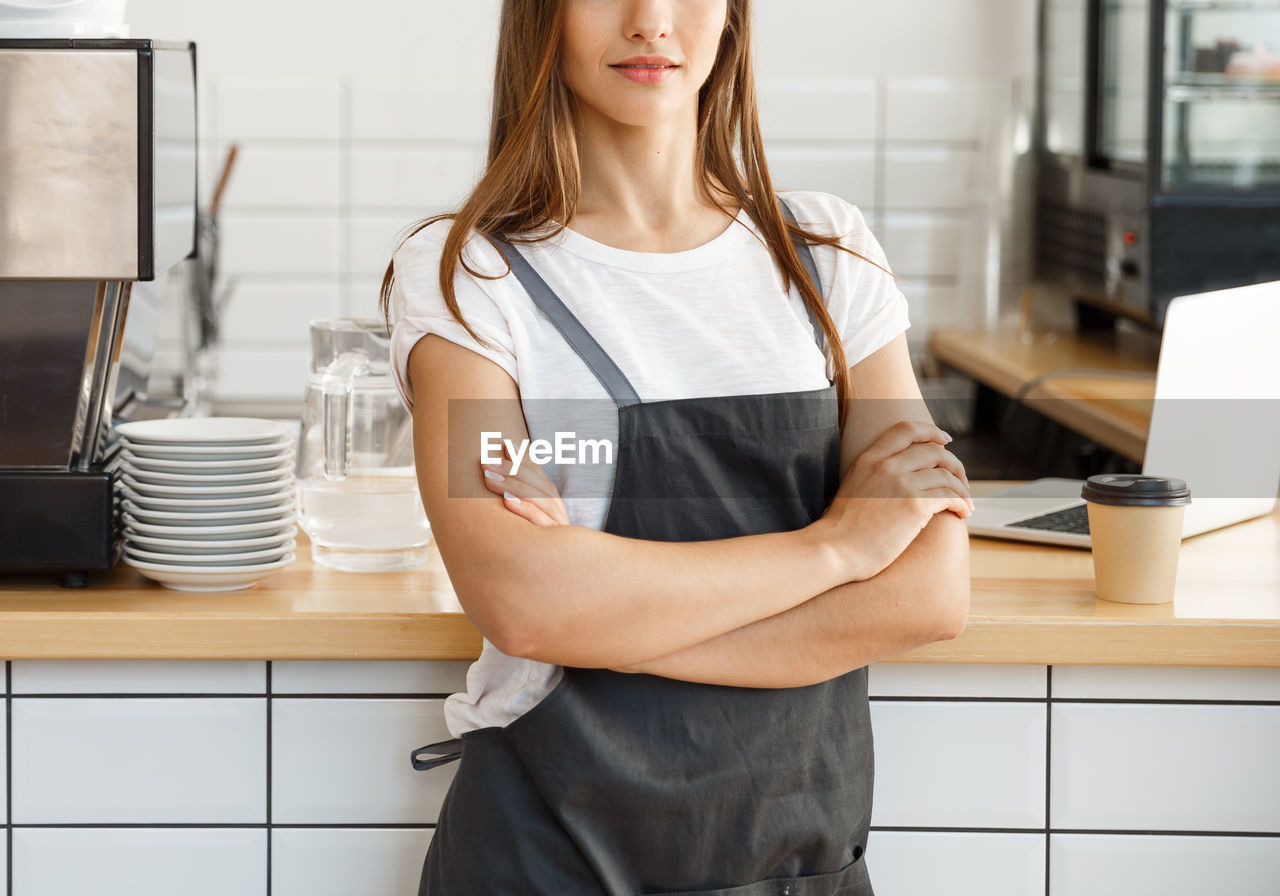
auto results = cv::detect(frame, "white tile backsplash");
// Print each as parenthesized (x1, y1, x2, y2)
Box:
(879, 213, 966, 279)
(350, 213, 428, 276)
(350, 86, 490, 143)
(208, 347, 312, 401)
(1050, 834, 1280, 896)
(883, 148, 979, 210)
(217, 281, 344, 344)
(1051, 703, 1280, 832)
(13, 828, 267, 896)
(271, 699, 454, 824)
(272, 661, 469, 694)
(766, 147, 878, 210)
(869, 663, 1047, 698)
(10, 661, 265, 694)
(215, 145, 343, 210)
(868, 831, 1045, 896)
(216, 80, 344, 141)
(901, 283, 967, 333)
(272, 829, 433, 896)
(885, 79, 992, 143)
(350, 148, 485, 210)
(12, 698, 266, 824)
(218, 213, 345, 276)
(871, 701, 1046, 828)
(758, 80, 878, 143)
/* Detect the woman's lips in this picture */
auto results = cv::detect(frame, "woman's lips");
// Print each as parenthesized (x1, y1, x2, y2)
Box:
(610, 64, 679, 84)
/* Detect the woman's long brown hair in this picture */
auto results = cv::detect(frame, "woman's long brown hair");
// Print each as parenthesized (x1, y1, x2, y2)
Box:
(379, 0, 884, 430)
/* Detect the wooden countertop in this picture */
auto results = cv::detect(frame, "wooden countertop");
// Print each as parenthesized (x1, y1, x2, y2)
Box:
(930, 327, 1160, 462)
(0, 483, 1277, 665)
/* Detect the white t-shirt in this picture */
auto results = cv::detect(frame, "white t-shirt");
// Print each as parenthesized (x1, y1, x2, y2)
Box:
(389, 189, 910, 736)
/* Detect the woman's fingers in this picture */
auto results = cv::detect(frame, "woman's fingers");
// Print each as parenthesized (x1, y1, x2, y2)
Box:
(892, 443, 971, 493)
(915, 467, 974, 517)
(865, 419, 952, 463)
(479, 458, 571, 526)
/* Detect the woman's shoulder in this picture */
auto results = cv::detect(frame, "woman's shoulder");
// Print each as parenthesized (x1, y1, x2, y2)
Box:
(776, 190, 870, 237)
(393, 216, 509, 279)
(776, 190, 889, 268)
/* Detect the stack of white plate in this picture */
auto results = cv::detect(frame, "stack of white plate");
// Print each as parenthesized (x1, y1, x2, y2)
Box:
(110, 418, 298, 592)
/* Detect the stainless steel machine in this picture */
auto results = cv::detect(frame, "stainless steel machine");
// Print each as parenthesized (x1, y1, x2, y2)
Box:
(0, 38, 197, 583)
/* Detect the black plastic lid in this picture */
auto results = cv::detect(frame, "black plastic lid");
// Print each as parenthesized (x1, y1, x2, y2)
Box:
(1081, 474, 1191, 507)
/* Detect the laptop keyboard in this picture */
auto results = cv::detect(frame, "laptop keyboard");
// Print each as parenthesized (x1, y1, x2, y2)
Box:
(1007, 503, 1091, 535)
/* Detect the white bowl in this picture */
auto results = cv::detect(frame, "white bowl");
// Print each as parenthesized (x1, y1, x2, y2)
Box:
(120, 451, 295, 474)
(124, 531, 296, 554)
(124, 517, 297, 540)
(120, 484, 294, 511)
(124, 543, 294, 566)
(114, 417, 292, 446)
(120, 472, 294, 498)
(124, 466, 296, 486)
(121, 435, 294, 461)
(125, 553, 296, 592)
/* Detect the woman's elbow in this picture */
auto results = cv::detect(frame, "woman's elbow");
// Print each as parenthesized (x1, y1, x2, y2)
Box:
(923, 513, 972, 643)
(932, 575, 970, 642)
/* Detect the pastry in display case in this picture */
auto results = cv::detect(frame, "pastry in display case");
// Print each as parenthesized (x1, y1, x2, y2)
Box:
(1035, 0, 1280, 329)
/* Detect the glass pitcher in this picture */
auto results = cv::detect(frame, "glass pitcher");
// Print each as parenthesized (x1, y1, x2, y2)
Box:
(296, 319, 431, 572)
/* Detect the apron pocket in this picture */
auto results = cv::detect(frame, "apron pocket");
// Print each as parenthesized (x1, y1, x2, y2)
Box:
(652, 850, 870, 896)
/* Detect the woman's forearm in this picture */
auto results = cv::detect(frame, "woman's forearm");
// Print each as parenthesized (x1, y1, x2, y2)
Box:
(612, 512, 971, 688)
(445, 513, 852, 670)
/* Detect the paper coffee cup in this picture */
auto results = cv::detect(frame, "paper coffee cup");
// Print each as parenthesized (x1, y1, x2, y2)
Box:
(1082, 474, 1191, 605)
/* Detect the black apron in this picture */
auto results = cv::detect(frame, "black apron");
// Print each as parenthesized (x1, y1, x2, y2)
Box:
(413, 199, 875, 896)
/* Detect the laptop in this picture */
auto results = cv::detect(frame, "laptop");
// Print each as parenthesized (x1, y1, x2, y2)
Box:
(967, 280, 1280, 548)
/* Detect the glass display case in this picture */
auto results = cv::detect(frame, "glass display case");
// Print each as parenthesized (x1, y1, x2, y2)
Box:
(1036, 0, 1280, 329)
(1163, 0, 1280, 192)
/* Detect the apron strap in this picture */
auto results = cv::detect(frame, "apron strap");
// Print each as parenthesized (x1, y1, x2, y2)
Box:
(777, 196, 829, 358)
(411, 737, 463, 771)
(490, 235, 644, 409)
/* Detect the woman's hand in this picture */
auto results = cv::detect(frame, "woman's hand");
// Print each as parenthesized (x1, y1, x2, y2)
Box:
(819, 420, 973, 583)
(479, 454, 571, 527)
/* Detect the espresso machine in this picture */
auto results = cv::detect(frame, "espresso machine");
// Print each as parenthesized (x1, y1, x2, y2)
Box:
(0, 38, 197, 583)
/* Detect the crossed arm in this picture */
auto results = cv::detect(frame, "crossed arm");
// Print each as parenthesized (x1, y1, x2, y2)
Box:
(408, 332, 971, 689)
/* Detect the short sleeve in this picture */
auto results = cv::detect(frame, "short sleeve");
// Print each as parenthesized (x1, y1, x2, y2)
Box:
(388, 222, 519, 410)
(789, 192, 911, 369)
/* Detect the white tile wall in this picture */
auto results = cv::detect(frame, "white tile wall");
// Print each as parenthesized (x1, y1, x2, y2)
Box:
(885, 79, 995, 143)
(271, 660, 469, 694)
(870, 701, 1047, 828)
(125, 0, 1035, 406)
(217, 214, 344, 276)
(869, 831, 1045, 896)
(217, 282, 344, 344)
(3, 660, 1279, 895)
(12, 698, 266, 824)
(757, 80, 878, 143)
(10, 660, 266, 693)
(272, 829, 434, 896)
(12, 828, 267, 896)
(883, 149, 981, 211)
(271, 698, 454, 824)
(869, 663, 1047, 699)
(1050, 834, 1280, 896)
(215, 80, 344, 141)
(1052, 665, 1280, 701)
(1051, 703, 1280, 832)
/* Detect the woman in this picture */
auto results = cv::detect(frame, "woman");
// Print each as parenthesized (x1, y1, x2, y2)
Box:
(382, 1, 973, 893)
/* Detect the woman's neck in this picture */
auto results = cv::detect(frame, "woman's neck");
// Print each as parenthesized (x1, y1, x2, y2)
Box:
(570, 109, 736, 253)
